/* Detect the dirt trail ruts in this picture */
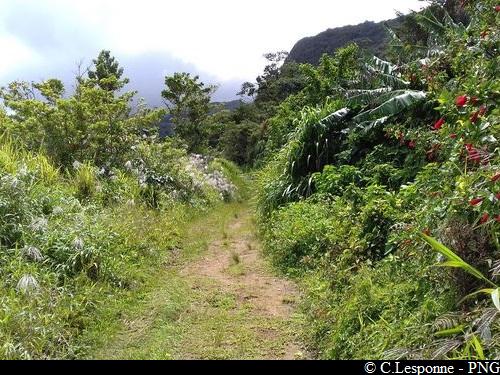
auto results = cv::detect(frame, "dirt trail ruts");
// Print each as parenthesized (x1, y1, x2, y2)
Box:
(180, 208, 304, 359)
(93, 202, 307, 360)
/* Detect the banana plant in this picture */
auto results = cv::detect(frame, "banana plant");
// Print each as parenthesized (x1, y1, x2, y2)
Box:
(343, 56, 427, 133)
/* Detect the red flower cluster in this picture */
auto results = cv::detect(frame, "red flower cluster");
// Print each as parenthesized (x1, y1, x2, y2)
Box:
(465, 144, 482, 162)
(456, 95, 468, 107)
(492, 174, 500, 183)
(479, 213, 490, 224)
(433, 118, 445, 130)
(470, 197, 483, 206)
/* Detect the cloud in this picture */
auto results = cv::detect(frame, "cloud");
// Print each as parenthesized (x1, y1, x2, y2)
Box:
(0, 35, 40, 77)
(121, 52, 242, 106)
(0, 0, 425, 104)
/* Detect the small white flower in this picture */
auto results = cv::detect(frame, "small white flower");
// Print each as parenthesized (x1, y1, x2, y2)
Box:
(21, 246, 44, 262)
(125, 161, 133, 171)
(72, 160, 82, 170)
(73, 237, 84, 251)
(29, 217, 48, 233)
(16, 274, 40, 293)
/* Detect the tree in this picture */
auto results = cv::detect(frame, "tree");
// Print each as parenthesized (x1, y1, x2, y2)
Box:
(88, 50, 129, 91)
(238, 51, 307, 117)
(0, 75, 163, 168)
(161, 72, 217, 152)
(33, 79, 64, 104)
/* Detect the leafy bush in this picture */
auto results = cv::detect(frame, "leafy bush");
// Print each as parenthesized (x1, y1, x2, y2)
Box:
(358, 185, 398, 260)
(313, 165, 362, 196)
(264, 199, 357, 273)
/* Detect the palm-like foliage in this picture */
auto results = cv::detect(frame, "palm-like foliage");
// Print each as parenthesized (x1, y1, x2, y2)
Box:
(261, 54, 428, 211)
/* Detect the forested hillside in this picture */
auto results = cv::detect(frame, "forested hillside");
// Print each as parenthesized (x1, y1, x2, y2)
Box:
(0, 0, 498, 360)
(287, 1, 470, 65)
(287, 20, 394, 64)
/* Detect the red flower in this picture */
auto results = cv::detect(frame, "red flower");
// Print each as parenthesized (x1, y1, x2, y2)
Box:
(470, 111, 480, 124)
(496, 215, 500, 223)
(456, 95, 468, 107)
(479, 105, 487, 116)
(465, 144, 482, 162)
(495, 192, 500, 200)
(433, 118, 445, 130)
(408, 140, 416, 149)
(496, 5, 500, 12)
(470, 198, 484, 206)
(492, 174, 500, 183)
(480, 213, 490, 224)
(469, 153, 482, 162)
(450, 133, 457, 139)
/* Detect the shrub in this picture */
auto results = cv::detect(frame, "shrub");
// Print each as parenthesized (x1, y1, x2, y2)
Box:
(264, 199, 355, 273)
(313, 165, 362, 196)
(358, 185, 398, 260)
(72, 162, 100, 202)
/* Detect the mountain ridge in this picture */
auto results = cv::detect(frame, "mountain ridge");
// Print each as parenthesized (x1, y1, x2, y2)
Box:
(287, 17, 402, 65)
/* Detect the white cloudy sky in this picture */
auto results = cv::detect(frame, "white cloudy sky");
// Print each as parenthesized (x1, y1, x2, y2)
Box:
(0, 0, 425, 104)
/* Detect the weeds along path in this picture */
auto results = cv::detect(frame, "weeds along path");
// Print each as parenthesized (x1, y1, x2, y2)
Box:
(93, 201, 306, 360)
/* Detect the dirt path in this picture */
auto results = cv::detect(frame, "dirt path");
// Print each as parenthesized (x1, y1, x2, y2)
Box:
(94, 202, 307, 360)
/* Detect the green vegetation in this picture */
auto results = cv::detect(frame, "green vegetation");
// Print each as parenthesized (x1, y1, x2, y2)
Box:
(0, 51, 242, 358)
(255, 0, 500, 360)
(0, 0, 498, 361)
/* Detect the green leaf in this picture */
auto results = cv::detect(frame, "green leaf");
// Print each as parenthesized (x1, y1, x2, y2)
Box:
(353, 91, 426, 123)
(419, 233, 497, 288)
(435, 325, 465, 337)
(416, 13, 446, 35)
(371, 56, 397, 75)
(470, 335, 485, 360)
(346, 88, 393, 106)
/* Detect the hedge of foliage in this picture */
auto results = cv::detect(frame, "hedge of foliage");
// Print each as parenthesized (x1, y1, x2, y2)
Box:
(257, 0, 499, 359)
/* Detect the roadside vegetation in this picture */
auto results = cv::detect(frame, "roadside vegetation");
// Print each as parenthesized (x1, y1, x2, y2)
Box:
(253, 0, 499, 359)
(0, 0, 498, 360)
